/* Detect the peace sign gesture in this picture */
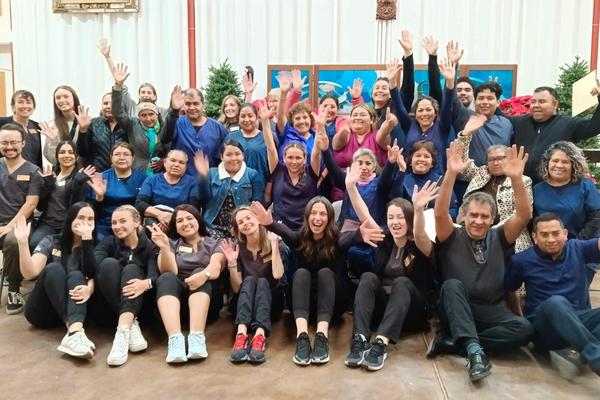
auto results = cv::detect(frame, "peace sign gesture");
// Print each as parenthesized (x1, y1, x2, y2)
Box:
(149, 223, 170, 250)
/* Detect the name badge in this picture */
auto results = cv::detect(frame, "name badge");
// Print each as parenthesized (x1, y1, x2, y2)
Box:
(178, 245, 193, 254)
(51, 248, 62, 257)
(28, 128, 37, 134)
(16, 175, 31, 182)
(57, 180, 66, 187)
(403, 254, 415, 268)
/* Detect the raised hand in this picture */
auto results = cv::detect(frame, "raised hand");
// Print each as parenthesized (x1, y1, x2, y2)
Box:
(221, 239, 239, 265)
(422, 36, 438, 55)
(72, 221, 94, 240)
(38, 121, 59, 141)
(315, 121, 329, 151)
(591, 78, 600, 96)
(70, 284, 92, 304)
(397, 148, 407, 172)
(462, 113, 487, 135)
(313, 111, 327, 130)
(446, 141, 471, 176)
(291, 69, 306, 92)
(384, 107, 398, 128)
(503, 145, 528, 179)
(170, 85, 184, 110)
(386, 138, 401, 164)
(412, 181, 440, 210)
(347, 78, 364, 99)
(12, 215, 30, 243)
(74, 105, 92, 133)
(386, 58, 401, 85)
(345, 162, 362, 188)
(438, 58, 456, 81)
(446, 40, 464, 64)
(267, 231, 281, 242)
(398, 30, 413, 56)
(359, 220, 385, 247)
(39, 165, 54, 178)
(242, 71, 257, 94)
(193, 150, 209, 177)
(112, 63, 130, 87)
(80, 165, 97, 178)
(250, 201, 273, 226)
(98, 38, 111, 58)
(257, 102, 271, 121)
(149, 224, 170, 250)
(276, 72, 292, 94)
(86, 173, 107, 198)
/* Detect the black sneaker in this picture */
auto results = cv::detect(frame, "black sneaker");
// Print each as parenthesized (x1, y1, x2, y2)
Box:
(344, 333, 370, 367)
(293, 332, 312, 366)
(6, 291, 25, 315)
(362, 338, 387, 371)
(549, 348, 583, 380)
(426, 336, 464, 358)
(311, 332, 330, 364)
(467, 352, 492, 382)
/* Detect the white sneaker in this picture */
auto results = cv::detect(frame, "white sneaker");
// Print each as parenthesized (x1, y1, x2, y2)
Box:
(57, 331, 93, 359)
(107, 327, 130, 366)
(187, 332, 208, 359)
(81, 329, 96, 351)
(129, 319, 148, 352)
(166, 333, 188, 363)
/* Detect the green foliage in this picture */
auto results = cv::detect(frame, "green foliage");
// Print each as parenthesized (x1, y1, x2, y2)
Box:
(555, 56, 600, 182)
(202, 59, 242, 119)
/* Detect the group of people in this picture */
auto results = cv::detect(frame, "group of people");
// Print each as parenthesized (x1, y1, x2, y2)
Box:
(1, 33, 600, 383)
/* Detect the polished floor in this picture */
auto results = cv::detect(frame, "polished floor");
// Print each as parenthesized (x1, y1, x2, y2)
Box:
(1, 278, 599, 400)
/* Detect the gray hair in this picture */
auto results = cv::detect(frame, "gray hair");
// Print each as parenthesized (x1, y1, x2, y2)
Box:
(459, 192, 497, 220)
(167, 149, 188, 162)
(486, 144, 507, 156)
(538, 141, 589, 182)
(352, 147, 380, 173)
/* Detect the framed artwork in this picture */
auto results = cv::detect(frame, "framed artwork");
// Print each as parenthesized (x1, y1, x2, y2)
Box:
(53, 0, 139, 13)
(464, 65, 518, 99)
(268, 65, 314, 103)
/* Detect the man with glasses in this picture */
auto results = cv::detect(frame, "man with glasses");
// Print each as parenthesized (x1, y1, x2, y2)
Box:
(0, 123, 43, 314)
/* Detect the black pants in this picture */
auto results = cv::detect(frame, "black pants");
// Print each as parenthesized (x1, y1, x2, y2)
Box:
(232, 276, 285, 336)
(0, 229, 22, 292)
(95, 258, 145, 317)
(24, 263, 87, 328)
(292, 268, 344, 323)
(353, 273, 428, 343)
(155, 270, 223, 323)
(438, 279, 533, 353)
(29, 222, 59, 251)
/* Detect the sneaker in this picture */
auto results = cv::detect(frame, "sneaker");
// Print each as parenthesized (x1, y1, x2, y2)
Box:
(362, 338, 388, 371)
(80, 329, 96, 351)
(345, 333, 371, 367)
(550, 348, 583, 380)
(166, 333, 187, 363)
(467, 352, 492, 382)
(248, 334, 266, 364)
(129, 319, 148, 352)
(57, 331, 93, 359)
(293, 332, 312, 366)
(187, 332, 208, 359)
(311, 332, 330, 364)
(6, 291, 25, 315)
(107, 327, 130, 366)
(426, 336, 464, 358)
(230, 333, 249, 363)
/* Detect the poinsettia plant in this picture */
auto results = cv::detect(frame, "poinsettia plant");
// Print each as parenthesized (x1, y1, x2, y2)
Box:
(499, 95, 532, 116)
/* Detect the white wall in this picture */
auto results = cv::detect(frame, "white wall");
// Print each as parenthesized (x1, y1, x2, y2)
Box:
(9, 0, 598, 121)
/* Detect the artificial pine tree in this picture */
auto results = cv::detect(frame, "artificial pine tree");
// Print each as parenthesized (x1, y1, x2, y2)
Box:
(555, 56, 600, 182)
(203, 59, 243, 119)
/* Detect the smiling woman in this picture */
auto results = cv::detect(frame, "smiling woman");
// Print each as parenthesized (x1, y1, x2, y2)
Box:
(0, 90, 42, 168)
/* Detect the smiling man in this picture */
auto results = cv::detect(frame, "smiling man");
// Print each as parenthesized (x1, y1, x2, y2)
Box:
(510, 84, 600, 183)
(429, 141, 534, 382)
(505, 213, 600, 379)
(0, 123, 44, 314)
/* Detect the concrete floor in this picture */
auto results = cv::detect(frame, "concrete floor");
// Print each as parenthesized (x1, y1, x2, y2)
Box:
(1, 279, 600, 400)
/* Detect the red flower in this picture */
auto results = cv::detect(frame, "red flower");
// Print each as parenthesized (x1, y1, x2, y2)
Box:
(499, 96, 532, 116)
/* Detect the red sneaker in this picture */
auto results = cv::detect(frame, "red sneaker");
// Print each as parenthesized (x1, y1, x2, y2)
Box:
(229, 334, 249, 363)
(248, 334, 266, 363)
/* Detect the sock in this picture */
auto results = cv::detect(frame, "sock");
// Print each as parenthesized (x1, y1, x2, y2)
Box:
(68, 330, 80, 337)
(190, 331, 204, 336)
(465, 338, 483, 357)
(169, 332, 183, 339)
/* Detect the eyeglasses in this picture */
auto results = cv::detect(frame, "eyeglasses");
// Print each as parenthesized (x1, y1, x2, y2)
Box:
(0, 140, 23, 147)
(487, 156, 506, 163)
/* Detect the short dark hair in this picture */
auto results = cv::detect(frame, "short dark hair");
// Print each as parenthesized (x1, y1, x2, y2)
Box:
(460, 192, 497, 220)
(408, 140, 437, 168)
(532, 212, 565, 232)
(11, 90, 36, 108)
(0, 122, 27, 140)
(456, 76, 474, 89)
(319, 93, 339, 107)
(184, 88, 205, 103)
(534, 86, 558, 101)
(110, 142, 135, 157)
(168, 204, 209, 239)
(239, 102, 257, 115)
(220, 138, 245, 156)
(138, 82, 157, 98)
(474, 82, 503, 100)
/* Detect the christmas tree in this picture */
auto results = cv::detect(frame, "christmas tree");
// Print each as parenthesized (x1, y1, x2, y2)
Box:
(203, 59, 243, 119)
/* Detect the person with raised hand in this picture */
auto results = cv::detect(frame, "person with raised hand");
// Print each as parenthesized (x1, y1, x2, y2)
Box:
(343, 163, 437, 371)
(111, 63, 168, 174)
(250, 199, 354, 366)
(390, 58, 456, 175)
(458, 114, 533, 251)
(15, 203, 97, 359)
(151, 204, 226, 363)
(227, 206, 286, 364)
(430, 141, 533, 382)
(94, 205, 158, 366)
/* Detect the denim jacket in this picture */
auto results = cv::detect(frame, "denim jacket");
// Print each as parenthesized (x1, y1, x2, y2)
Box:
(199, 162, 265, 225)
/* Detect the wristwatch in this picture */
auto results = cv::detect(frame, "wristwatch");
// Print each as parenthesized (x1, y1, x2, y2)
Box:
(204, 270, 211, 279)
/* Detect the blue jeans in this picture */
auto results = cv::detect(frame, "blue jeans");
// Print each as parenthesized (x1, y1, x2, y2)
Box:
(532, 295, 600, 372)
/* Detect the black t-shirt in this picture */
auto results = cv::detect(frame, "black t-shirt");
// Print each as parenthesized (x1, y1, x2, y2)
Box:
(0, 159, 43, 224)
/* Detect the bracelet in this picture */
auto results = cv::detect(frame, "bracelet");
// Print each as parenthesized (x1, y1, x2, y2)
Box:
(227, 265, 237, 270)
(147, 279, 153, 290)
